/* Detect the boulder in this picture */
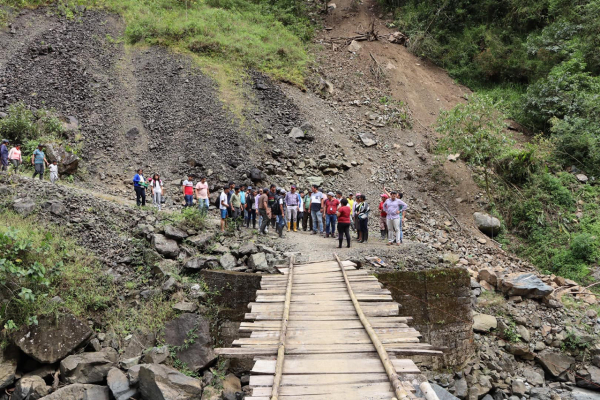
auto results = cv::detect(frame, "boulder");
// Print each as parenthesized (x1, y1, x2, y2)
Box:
(219, 253, 237, 270)
(153, 259, 179, 278)
(13, 313, 92, 364)
(138, 364, 203, 400)
(12, 375, 50, 400)
(500, 273, 553, 299)
(473, 212, 501, 236)
(536, 351, 575, 381)
(478, 269, 498, 286)
(517, 325, 531, 342)
(121, 332, 156, 359)
(576, 366, 600, 390)
(152, 234, 180, 259)
(172, 302, 198, 313)
(472, 314, 497, 332)
(348, 40, 362, 52)
(249, 168, 266, 183)
(186, 233, 213, 248)
(44, 143, 79, 175)
(522, 366, 545, 386)
(512, 379, 527, 396)
(222, 374, 242, 400)
(60, 348, 118, 384)
(235, 243, 258, 257)
(307, 176, 324, 187)
(127, 365, 142, 386)
(0, 345, 19, 390)
(506, 343, 535, 360)
(201, 386, 221, 400)
(38, 384, 109, 400)
(454, 378, 468, 399)
(247, 253, 275, 273)
(571, 387, 600, 400)
(13, 198, 36, 216)
(164, 313, 216, 371)
(417, 383, 458, 400)
(141, 346, 170, 364)
(358, 132, 377, 147)
(288, 127, 305, 139)
(184, 256, 217, 271)
(107, 368, 138, 400)
(41, 200, 66, 216)
(164, 225, 188, 241)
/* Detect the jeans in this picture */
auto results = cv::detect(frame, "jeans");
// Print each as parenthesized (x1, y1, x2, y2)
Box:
(387, 218, 403, 243)
(247, 209, 256, 227)
(1, 158, 7, 171)
(311, 210, 323, 233)
(198, 198, 209, 214)
(135, 186, 146, 206)
(33, 164, 44, 180)
(276, 215, 285, 228)
(326, 214, 337, 235)
(10, 159, 20, 172)
(184, 194, 194, 207)
(153, 192, 162, 210)
(259, 209, 269, 234)
(338, 222, 351, 247)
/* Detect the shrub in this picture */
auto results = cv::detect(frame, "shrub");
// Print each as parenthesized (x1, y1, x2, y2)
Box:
(0, 102, 64, 145)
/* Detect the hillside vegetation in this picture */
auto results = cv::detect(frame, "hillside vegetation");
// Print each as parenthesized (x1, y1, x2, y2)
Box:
(4, 0, 312, 85)
(387, 0, 600, 281)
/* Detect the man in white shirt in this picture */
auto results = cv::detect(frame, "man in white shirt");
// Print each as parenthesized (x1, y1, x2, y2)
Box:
(219, 186, 230, 232)
(309, 185, 325, 235)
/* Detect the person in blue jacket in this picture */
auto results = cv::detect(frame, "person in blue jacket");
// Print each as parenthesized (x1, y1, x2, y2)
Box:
(133, 169, 146, 206)
(1, 139, 9, 172)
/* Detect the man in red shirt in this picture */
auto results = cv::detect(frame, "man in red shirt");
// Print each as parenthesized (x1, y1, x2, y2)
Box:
(324, 192, 340, 238)
(378, 194, 389, 240)
(182, 174, 194, 207)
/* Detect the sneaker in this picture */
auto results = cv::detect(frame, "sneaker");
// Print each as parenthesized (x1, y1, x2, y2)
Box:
(311, 231, 317, 235)
(386, 242, 393, 246)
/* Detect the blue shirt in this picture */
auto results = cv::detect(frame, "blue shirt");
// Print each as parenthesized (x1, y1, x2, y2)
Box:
(240, 191, 246, 205)
(133, 174, 144, 187)
(33, 149, 45, 164)
(0, 144, 8, 159)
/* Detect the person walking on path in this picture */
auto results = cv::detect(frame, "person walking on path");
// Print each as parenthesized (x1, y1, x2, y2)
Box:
(302, 188, 312, 231)
(195, 177, 210, 214)
(383, 189, 408, 245)
(258, 187, 270, 235)
(133, 169, 146, 206)
(150, 173, 163, 211)
(219, 186, 230, 232)
(32, 144, 48, 180)
(309, 185, 325, 235)
(273, 188, 286, 238)
(246, 187, 257, 229)
(356, 194, 370, 243)
(336, 198, 352, 248)
(0, 140, 9, 172)
(285, 185, 300, 232)
(230, 186, 243, 231)
(49, 161, 59, 184)
(324, 192, 340, 238)
(8, 144, 22, 173)
(182, 175, 195, 207)
(378, 194, 389, 240)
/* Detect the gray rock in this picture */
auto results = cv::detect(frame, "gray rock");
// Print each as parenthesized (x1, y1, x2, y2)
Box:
(186, 233, 213, 248)
(164, 225, 188, 241)
(517, 325, 531, 342)
(162, 277, 177, 292)
(571, 387, 600, 400)
(172, 302, 198, 313)
(577, 366, 600, 390)
(512, 379, 527, 396)
(235, 243, 258, 257)
(164, 313, 216, 371)
(222, 373, 242, 400)
(348, 40, 362, 52)
(288, 127, 305, 139)
(536, 351, 575, 381)
(249, 168, 266, 182)
(500, 273, 553, 299)
(522, 366, 545, 386)
(593, 355, 600, 368)
(473, 212, 501, 236)
(420, 383, 459, 400)
(14, 313, 92, 364)
(0, 345, 19, 390)
(38, 384, 109, 400)
(454, 377, 468, 399)
(219, 253, 237, 270)
(473, 314, 497, 332)
(121, 332, 156, 359)
(127, 365, 142, 386)
(41, 200, 66, 216)
(153, 259, 179, 278)
(478, 269, 498, 286)
(107, 368, 138, 400)
(506, 342, 535, 360)
(13, 198, 36, 216)
(60, 348, 118, 384)
(44, 143, 79, 175)
(12, 375, 50, 400)
(247, 252, 275, 273)
(184, 256, 217, 271)
(119, 356, 141, 370)
(307, 176, 324, 187)
(141, 346, 170, 364)
(138, 364, 202, 400)
(358, 132, 377, 147)
(152, 234, 180, 259)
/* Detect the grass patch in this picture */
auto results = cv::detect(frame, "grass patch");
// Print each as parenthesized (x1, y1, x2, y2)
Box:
(477, 290, 505, 310)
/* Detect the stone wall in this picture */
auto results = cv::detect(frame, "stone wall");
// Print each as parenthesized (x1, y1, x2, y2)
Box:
(378, 267, 474, 369)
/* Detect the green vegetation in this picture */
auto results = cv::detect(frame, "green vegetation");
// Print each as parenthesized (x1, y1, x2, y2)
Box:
(5, 0, 312, 87)
(0, 101, 64, 145)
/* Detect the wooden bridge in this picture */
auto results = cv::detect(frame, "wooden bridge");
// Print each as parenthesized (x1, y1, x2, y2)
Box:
(216, 255, 443, 400)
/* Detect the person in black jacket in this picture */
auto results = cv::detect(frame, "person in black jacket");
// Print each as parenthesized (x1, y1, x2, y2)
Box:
(246, 187, 257, 229)
(356, 194, 370, 243)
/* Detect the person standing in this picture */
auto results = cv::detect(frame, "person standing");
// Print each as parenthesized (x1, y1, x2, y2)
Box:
(302, 188, 312, 231)
(32, 144, 48, 180)
(310, 185, 325, 235)
(150, 173, 163, 211)
(227, 181, 235, 217)
(356, 195, 370, 243)
(297, 190, 305, 230)
(347, 193, 355, 231)
(240, 184, 247, 226)
(246, 187, 257, 229)
(195, 177, 210, 214)
(49, 161, 59, 184)
(352, 192, 361, 238)
(378, 194, 389, 240)
(383, 190, 408, 245)
(133, 169, 146, 206)
(285, 185, 300, 232)
(324, 192, 340, 238)
(258, 187, 270, 235)
(8, 144, 22, 173)
(182, 175, 195, 207)
(230, 186, 243, 231)
(0, 139, 9, 172)
(219, 186, 230, 232)
(267, 184, 277, 229)
(336, 198, 352, 248)
(274, 188, 286, 238)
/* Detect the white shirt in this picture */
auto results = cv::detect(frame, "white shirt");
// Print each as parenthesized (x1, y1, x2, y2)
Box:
(219, 191, 229, 210)
(152, 179, 163, 194)
(49, 165, 58, 175)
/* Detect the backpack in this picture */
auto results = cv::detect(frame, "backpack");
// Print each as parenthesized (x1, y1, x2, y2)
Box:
(271, 195, 282, 215)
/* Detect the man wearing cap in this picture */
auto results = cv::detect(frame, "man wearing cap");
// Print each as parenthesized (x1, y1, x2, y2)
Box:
(324, 192, 340, 238)
(310, 185, 325, 235)
(285, 185, 300, 232)
(0, 139, 9, 172)
(195, 177, 210, 214)
(32, 144, 48, 180)
(383, 189, 408, 245)
(379, 193, 390, 240)
(303, 187, 312, 231)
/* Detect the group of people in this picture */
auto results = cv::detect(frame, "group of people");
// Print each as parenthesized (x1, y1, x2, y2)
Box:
(1, 140, 59, 183)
